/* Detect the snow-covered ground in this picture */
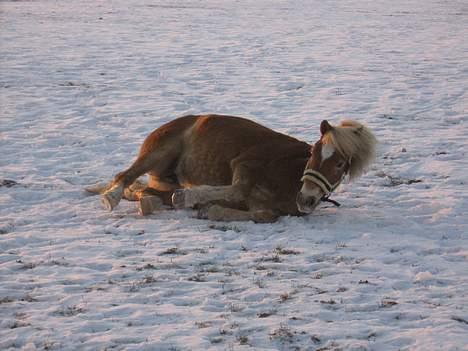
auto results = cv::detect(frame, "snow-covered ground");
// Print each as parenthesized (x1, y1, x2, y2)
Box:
(1, 0, 467, 350)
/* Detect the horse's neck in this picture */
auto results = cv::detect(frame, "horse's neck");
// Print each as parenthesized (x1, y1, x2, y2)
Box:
(261, 143, 310, 187)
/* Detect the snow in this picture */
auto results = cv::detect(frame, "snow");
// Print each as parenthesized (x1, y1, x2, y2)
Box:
(1, 0, 467, 350)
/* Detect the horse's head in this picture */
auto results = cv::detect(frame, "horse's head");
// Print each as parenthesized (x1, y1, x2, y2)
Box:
(296, 119, 377, 214)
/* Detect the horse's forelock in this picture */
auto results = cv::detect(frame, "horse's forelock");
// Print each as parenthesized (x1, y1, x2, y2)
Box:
(321, 120, 376, 180)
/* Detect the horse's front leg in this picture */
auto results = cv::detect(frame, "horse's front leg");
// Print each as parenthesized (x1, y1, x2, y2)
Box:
(198, 204, 278, 223)
(172, 161, 258, 211)
(172, 185, 244, 209)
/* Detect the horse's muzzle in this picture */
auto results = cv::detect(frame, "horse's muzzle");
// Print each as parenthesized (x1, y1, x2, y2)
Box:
(296, 192, 319, 214)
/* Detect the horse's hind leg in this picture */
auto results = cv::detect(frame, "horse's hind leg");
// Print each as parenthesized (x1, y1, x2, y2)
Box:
(101, 157, 151, 211)
(99, 116, 196, 212)
(102, 149, 179, 211)
(86, 179, 146, 198)
(99, 181, 172, 215)
(94, 180, 165, 214)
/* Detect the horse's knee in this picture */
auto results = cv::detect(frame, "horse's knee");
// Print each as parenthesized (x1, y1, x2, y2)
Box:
(205, 205, 228, 221)
(252, 210, 278, 223)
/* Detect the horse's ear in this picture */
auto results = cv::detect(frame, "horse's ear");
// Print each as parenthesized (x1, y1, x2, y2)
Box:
(320, 120, 333, 136)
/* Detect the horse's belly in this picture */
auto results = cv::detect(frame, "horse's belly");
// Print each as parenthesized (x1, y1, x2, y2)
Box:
(175, 155, 232, 187)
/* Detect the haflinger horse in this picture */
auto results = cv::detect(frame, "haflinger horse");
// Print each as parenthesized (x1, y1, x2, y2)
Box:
(86, 114, 376, 222)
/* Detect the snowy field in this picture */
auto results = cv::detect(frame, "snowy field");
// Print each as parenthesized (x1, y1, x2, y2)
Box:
(1, 0, 467, 350)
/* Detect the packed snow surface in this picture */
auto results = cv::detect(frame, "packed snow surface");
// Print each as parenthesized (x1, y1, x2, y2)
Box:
(1, 0, 467, 350)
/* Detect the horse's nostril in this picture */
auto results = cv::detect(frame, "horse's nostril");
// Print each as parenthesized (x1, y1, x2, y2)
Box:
(306, 197, 317, 207)
(297, 193, 317, 208)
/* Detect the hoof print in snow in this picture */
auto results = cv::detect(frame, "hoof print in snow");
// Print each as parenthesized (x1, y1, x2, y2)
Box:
(1, 179, 19, 188)
(376, 172, 423, 186)
(380, 299, 398, 308)
(451, 316, 468, 325)
(158, 247, 187, 256)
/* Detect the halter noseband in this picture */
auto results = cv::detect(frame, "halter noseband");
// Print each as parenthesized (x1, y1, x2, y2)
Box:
(301, 170, 343, 194)
(300, 165, 349, 207)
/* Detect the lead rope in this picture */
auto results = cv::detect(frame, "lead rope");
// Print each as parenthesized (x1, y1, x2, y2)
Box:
(320, 195, 341, 207)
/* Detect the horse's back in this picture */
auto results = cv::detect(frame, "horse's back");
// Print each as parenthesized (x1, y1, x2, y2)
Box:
(139, 115, 199, 156)
(141, 114, 284, 154)
(139, 114, 307, 187)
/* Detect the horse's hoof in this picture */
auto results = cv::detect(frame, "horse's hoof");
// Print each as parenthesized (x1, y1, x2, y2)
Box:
(139, 196, 163, 216)
(172, 189, 187, 209)
(252, 210, 278, 223)
(101, 184, 123, 211)
(196, 204, 212, 219)
(101, 193, 117, 211)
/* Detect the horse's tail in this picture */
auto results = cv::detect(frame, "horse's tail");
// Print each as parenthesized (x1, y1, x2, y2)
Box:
(84, 181, 112, 195)
(84, 179, 147, 196)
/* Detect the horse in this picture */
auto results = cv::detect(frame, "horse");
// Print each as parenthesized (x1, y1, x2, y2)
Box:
(86, 114, 376, 222)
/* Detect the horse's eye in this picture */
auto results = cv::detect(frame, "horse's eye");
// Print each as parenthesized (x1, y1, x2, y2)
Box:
(336, 161, 346, 169)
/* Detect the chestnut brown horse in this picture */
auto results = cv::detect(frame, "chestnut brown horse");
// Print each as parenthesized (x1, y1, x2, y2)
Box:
(86, 115, 376, 222)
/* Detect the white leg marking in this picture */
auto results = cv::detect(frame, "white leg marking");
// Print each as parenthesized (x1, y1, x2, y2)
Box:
(172, 185, 243, 209)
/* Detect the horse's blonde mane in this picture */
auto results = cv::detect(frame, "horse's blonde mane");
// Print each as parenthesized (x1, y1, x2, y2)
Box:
(321, 120, 377, 180)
